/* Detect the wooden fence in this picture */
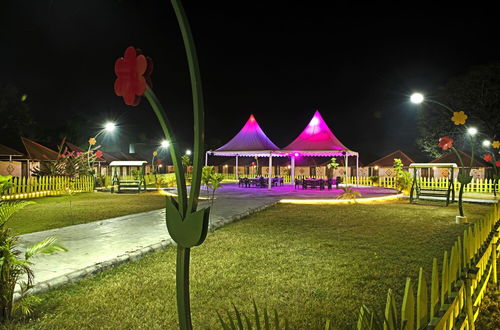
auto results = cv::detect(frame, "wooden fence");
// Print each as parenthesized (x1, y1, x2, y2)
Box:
(1, 176, 94, 200)
(357, 203, 500, 330)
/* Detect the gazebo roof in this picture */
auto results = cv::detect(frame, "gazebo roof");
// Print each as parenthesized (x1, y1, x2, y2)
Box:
(283, 111, 356, 156)
(215, 114, 279, 153)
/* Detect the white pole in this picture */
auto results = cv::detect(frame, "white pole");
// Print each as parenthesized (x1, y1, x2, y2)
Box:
(235, 155, 239, 180)
(205, 152, 208, 166)
(291, 156, 295, 185)
(345, 154, 348, 186)
(356, 154, 359, 187)
(268, 153, 273, 190)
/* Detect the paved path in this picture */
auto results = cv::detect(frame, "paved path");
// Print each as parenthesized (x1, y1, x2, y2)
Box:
(17, 184, 397, 296)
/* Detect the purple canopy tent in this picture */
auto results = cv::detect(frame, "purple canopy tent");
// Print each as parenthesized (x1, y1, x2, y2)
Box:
(282, 110, 359, 185)
(206, 114, 282, 189)
(207, 111, 359, 189)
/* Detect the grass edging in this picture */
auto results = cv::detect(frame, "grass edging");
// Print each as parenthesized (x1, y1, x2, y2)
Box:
(15, 200, 279, 301)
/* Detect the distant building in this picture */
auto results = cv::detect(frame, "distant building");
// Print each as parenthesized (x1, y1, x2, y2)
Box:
(364, 150, 414, 177)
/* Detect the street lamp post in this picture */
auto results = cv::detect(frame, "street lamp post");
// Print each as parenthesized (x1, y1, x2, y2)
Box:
(410, 93, 477, 219)
(87, 122, 117, 186)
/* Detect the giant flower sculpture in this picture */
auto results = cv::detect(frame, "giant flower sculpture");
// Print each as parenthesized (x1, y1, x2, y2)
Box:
(451, 111, 468, 125)
(113, 2, 209, 329)
(438, 136, 454, 150)
(114, 47, 152, 106)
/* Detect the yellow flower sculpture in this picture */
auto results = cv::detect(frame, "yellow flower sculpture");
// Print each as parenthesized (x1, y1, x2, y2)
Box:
(492, 140, 500, 149)
(153, 151, 158, 156)
(451, 111, 467, 125)
(88, 137, 97, 145)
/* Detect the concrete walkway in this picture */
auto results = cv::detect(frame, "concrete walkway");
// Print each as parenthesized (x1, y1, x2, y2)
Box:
(16, 184, 398, 296)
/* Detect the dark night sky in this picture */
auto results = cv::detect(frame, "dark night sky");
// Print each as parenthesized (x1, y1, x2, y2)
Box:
(1, 1, 500, 162)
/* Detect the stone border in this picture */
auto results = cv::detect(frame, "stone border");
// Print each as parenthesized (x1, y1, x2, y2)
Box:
(15, 200, 279, 300)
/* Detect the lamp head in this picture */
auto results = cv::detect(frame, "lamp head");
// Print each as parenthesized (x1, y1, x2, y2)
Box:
(161, 140, 170, 148)
(410, 93, 424, 104)
(185, 149, 192, 156)
(104, 122, 116, 132)
(482, 139, 491, 147)
(467, 127, 478, 136)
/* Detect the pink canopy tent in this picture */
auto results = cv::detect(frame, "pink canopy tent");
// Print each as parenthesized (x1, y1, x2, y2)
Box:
(282, 110, 359, 185)
(207, 111, 359, 189)
(206, 114, 282, 189)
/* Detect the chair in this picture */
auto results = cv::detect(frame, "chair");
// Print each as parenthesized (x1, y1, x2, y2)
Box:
(238, 177, 246, 187)
(336, 176, 342, 189)
(294, 178, 302, 189)
(319, 179, 325, 190)
(259, 177, 266, 188)
(327, 178, 332, 190)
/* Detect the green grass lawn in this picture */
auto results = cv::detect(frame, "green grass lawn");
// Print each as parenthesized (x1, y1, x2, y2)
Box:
(9, 192, 165, 235)
(7, 201, 492, 329)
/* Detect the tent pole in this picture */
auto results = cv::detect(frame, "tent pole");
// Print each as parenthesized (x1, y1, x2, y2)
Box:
(356, 154, 359, 187)
(268, 153, 272, 190)
(235, 155, 239, 181)
(345, 154, 348, 186)
(291, 156, 295, 185)
(204, 152, 208, 166)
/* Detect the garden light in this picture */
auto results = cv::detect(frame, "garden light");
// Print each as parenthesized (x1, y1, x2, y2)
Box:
(104, 122, 116, 132)
(467, 127, 477, 136)
(185, 149, 192, 156)
(294, 152, 299, 157)
(482, 140, 491, 147)
(161, 140, 170, 148)
(410, 93, 424, 104)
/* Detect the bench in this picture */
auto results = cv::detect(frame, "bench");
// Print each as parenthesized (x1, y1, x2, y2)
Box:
(112, 179, 143, 193)
(416, 188, 454, 206)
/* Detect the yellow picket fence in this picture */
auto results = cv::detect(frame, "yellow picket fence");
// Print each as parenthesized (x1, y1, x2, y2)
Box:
(357, 203, 500, 330)
(1, 176, 94, 200)
(348, 177, 499, 194)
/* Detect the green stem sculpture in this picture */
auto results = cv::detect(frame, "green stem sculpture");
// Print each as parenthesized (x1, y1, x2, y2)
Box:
(143, 1, 208, 329)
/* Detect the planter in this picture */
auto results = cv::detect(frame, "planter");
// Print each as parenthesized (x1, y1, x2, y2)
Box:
(455, 215, 468, 224)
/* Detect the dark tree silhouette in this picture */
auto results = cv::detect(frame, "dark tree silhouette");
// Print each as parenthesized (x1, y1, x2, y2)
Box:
(416, 62, 500, 159)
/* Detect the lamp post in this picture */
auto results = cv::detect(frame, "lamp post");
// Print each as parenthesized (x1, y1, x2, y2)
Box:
(410, 93, 477, 219)
(87, 122, 117, 185)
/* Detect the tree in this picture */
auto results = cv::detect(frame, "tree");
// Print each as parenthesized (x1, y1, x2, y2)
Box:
(416, 61, 500, 159)
(0, 84, 35, 146)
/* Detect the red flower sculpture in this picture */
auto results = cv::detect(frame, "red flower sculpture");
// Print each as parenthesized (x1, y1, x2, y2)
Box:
(438, 136, 454, 150)
(114, 46, 153, 106)
(95, 150, 104, 159)
(483, 154, 493, 162)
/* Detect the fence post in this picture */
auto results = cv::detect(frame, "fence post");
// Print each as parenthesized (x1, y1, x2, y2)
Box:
(464, 271, 475, 330)
(493, 230, 498, 289)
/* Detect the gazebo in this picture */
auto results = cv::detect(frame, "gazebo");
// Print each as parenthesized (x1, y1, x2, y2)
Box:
(282, 111, 359, 184)
(207, 110, 359, 190)
(206, 114, 280, 189)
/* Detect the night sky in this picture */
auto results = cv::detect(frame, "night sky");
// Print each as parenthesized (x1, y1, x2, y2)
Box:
(2, 1, 500, 163)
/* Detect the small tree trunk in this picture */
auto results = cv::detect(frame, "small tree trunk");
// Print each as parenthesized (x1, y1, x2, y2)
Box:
(458, 183, 465, 217)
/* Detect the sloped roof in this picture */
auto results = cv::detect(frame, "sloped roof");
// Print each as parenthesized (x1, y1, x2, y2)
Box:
(366, 150, 415, 167)
(21, 137, 59, 161)
(215, 114, 279, 151)
(431, 149, 489, 167)
(283, 111, 349, 151)
(0, 144, 24, 157)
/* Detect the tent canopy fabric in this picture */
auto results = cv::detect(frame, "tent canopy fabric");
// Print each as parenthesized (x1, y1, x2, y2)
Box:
(215, 114, 279, 153)
(21, 137, 59, 161)
(283, 110, 350, 153)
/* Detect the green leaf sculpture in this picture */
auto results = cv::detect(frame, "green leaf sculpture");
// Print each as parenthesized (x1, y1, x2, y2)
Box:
(166, 197, 209, 248)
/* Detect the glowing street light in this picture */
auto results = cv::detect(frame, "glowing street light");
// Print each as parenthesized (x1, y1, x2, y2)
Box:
(482, 140, 491, 147)
(104, 122, 116, 133)
(161, 140, 170, 148)
(467, 127, 478, 136)
(185, 149, 192, 156)
(410, 93, 424, 104)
